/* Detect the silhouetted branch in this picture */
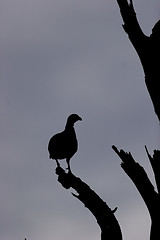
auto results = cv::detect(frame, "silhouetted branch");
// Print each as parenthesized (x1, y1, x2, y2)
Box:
(55, 166, 123, 240)
(112, 145, 157, 203)
(112, 145, 160, 240)
(117, 0, 143, 37)
(116, 0, 160, 121)
(145, 146, 160, 194)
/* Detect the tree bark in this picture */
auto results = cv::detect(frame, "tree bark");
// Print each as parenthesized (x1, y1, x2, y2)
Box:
(55, 166, 123, 240)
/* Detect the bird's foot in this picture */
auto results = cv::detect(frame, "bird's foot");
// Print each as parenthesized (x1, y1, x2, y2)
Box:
(66, 166, 72, 174)
(66, 166, 70, 171)
(55, 159, 60, 168)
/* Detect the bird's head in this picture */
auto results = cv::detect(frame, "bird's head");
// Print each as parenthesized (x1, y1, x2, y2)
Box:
(66, 114, 82, 127)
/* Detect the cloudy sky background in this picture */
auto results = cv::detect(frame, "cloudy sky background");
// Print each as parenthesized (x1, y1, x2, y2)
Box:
(0, 0, 160, 240)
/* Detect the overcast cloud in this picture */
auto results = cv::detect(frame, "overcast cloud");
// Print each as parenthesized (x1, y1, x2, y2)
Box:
(0, 1, 160, 240)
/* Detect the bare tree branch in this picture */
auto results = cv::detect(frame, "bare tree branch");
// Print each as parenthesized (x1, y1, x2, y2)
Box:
(145, 146, 160, 194)
(116, 0, 160, 121)
(55, 166, 123, 240)
(112, 145, 157, 204)
(112, 145, 160, 240)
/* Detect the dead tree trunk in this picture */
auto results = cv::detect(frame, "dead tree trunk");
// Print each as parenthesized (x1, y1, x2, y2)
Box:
(114, 1, 160, 240)
(116, 0, 160, 121)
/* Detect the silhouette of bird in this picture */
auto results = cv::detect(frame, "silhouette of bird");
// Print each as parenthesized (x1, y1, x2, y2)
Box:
(48, 114, 82, 172)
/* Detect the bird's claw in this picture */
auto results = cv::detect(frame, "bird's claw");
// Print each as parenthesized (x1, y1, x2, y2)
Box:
(66, 166, 72, 174)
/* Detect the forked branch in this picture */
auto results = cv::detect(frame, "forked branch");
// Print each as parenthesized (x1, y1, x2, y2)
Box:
(112, 145, 160, 240)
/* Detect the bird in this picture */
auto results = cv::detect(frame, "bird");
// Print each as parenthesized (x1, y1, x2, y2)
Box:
(48, 114, 82, 172)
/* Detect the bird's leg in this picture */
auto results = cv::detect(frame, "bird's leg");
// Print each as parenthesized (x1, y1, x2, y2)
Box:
(55, 159, 60, 168)
(66, 158, 72, 173)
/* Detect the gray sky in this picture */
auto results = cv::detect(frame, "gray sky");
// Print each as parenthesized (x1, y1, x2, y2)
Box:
(0, 0, 160, 240)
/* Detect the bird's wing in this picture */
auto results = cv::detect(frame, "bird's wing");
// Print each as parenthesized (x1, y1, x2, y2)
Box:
(48, 128, 78, 160)
(48, 131, 69, 159)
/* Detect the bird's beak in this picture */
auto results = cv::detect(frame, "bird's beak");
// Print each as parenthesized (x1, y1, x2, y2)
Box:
(78, 116, 82, 121)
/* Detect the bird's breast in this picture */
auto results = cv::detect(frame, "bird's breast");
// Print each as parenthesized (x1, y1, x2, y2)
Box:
(48, 127, 78, 160)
